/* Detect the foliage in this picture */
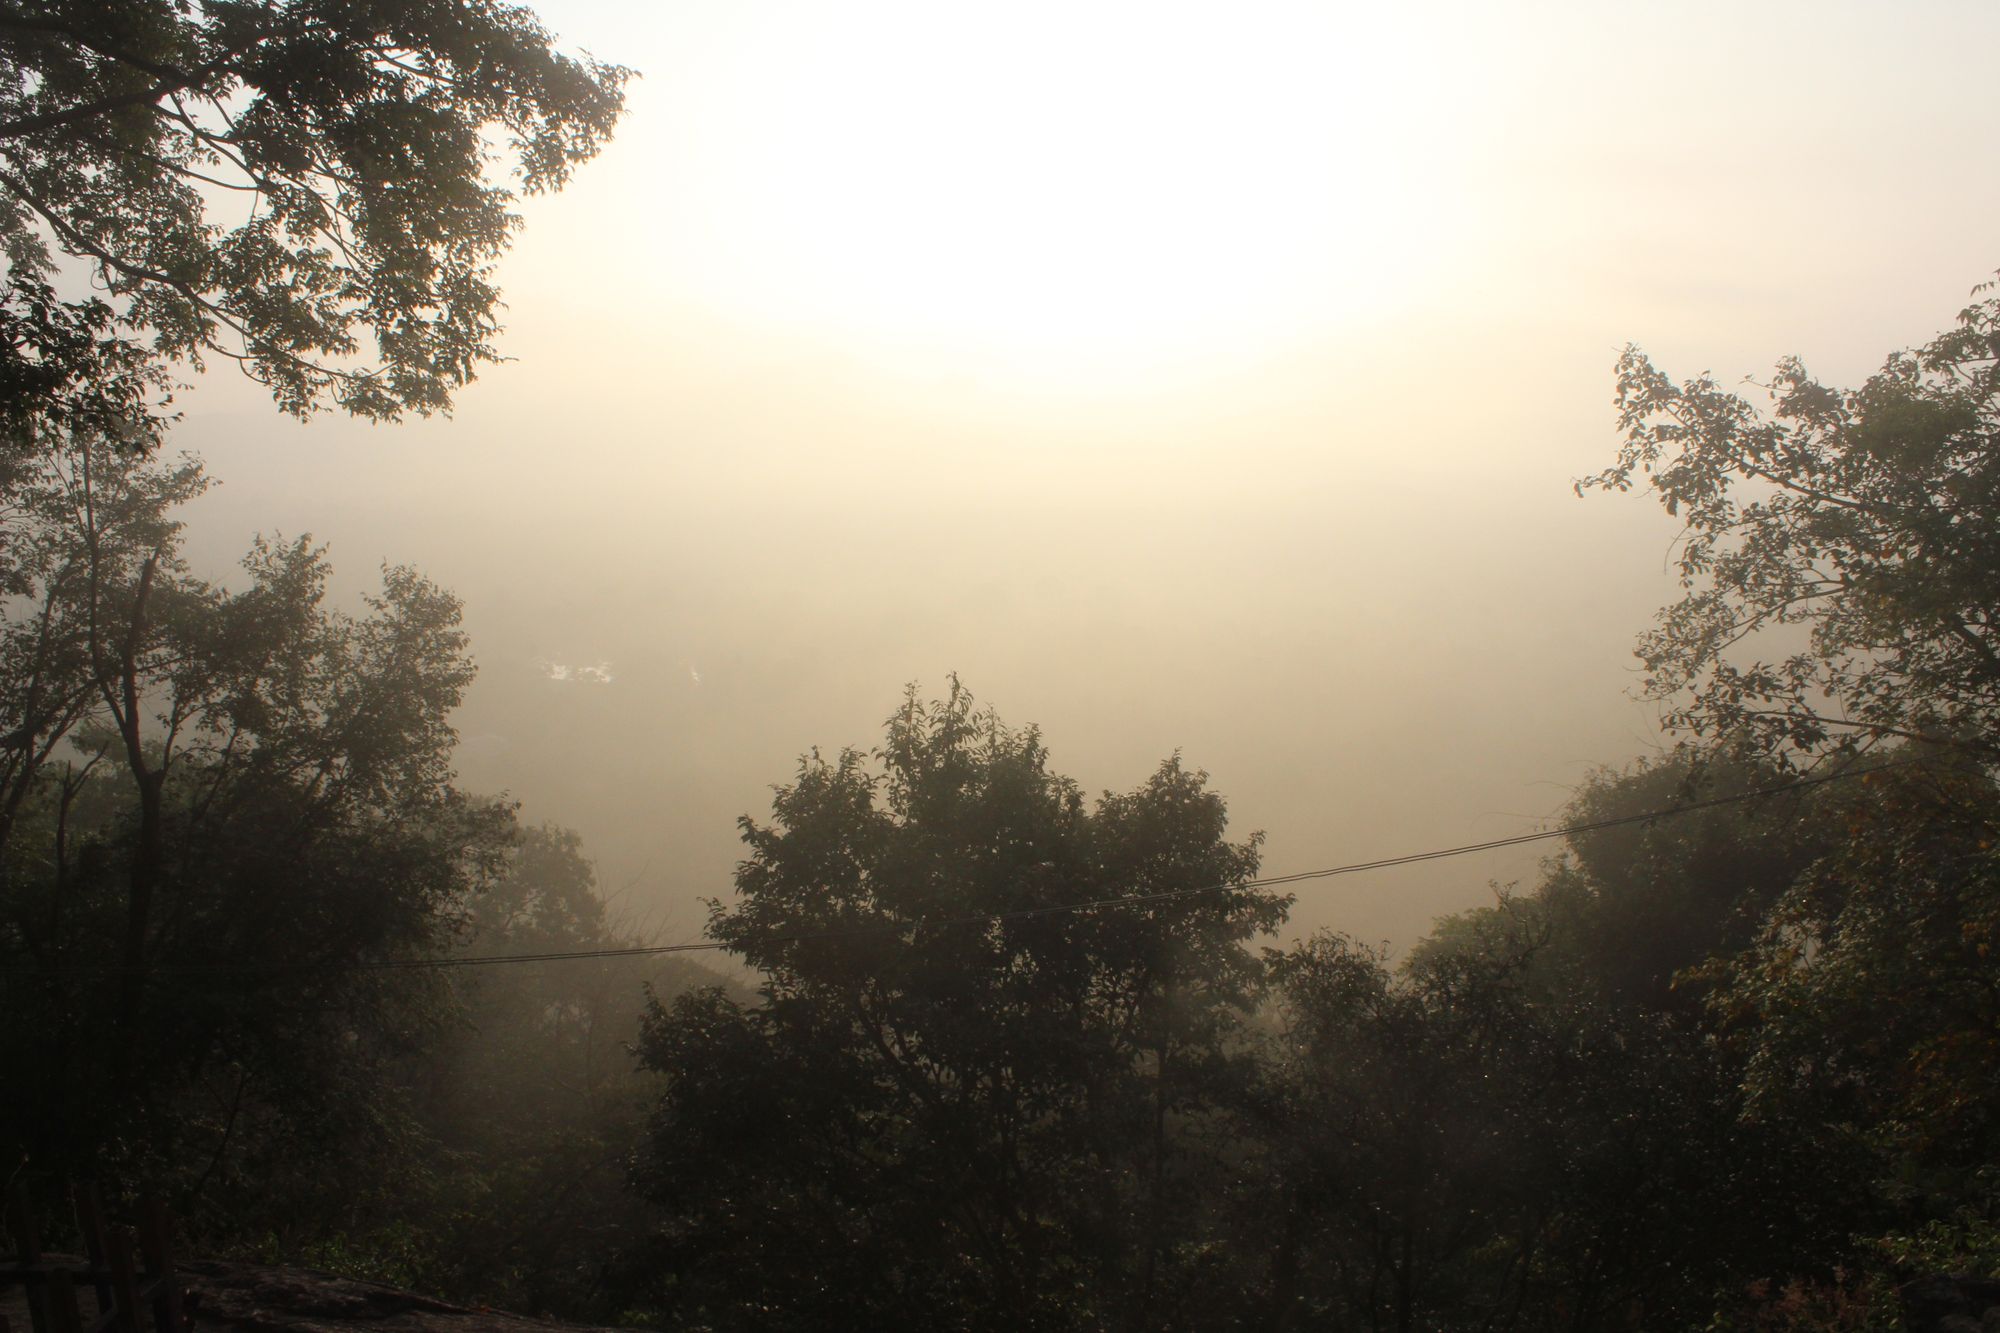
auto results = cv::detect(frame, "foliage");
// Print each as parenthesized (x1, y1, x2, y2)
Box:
(1583, 283, 2000, 764)
(1581, 278, 2000, 1322)
(0, 277, 170, 464)
(0, 430, 512, 1185)
(1315, 753, 1917, 1329)
(1875, 1194, 2000, 1283)
(1414, 751, 1832, 1016)
(409, 825, 712, 1318)
(631, 682, 1284, 1331)
(197, 823, 723, 1322)
(1257, 925, 1851, 1332)
(1708, 757, 2000, 1203)
(0, 0, 630, 421)
(1709, 1270, 1893, 1333)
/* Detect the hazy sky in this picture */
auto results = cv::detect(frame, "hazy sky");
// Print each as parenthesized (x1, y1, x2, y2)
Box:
(170, 0, 2000, 951)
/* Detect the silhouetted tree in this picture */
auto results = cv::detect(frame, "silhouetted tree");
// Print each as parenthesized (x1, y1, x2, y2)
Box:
(0, 431, 511, 1185)
(1258, 921, 1854, 1331)
(631, 682, 1284, 1331)
(1413, 752, 1830, 1016)
(1584, 279, 2000, 765)
(1588, 276, 2000, 1301)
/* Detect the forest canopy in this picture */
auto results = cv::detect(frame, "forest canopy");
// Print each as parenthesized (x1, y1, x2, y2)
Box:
(0, 0, 653, 1303)
(2, 5, 2000, 1329)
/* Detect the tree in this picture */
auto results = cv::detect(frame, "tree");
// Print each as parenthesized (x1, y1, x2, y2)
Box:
(0, 0, 629, 422)
(1239, 756, 1909, 1331)
(630, 682, 1284, 1331)
(0, 277, 172, 462)
(228, 823, 724, 1321)
(0, 428, 513, 1182)
(1584, 281, 2000, 764)
(1586, 277, 2000, 1260)
(1258, 919, 1859, 1331)
(1709, 760, 2000, 1210)
(1413, 752, 1832, 1017)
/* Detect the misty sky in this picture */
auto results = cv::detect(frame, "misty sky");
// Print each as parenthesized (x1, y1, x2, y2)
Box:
(166, 0, 2000, 951)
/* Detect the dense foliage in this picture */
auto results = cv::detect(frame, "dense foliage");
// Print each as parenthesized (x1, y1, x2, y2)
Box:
(604, 287, 2000, 1330)
(0, 0, 629, 422)
(632, 684, 1283, 1329)
(0, 433, 510, 1178)
(607, 698, 1999, 1331)
(4, 7, 2000, 1324)
(0, 0, 669, 1315)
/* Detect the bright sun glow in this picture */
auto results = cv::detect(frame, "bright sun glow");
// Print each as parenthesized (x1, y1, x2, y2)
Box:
(653, 0, 1479, 384)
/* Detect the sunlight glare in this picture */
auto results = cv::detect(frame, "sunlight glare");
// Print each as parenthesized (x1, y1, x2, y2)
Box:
(662, 0, 1474, 384)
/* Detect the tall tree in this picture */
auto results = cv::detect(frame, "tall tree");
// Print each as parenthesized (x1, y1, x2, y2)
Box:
(1586, 278, 2000, 1310)
(1584, 280, 2000, 766)
(631, 682, 1284, 1331)
(0, 430, 512, 1180)
(0, 0, 629, 423)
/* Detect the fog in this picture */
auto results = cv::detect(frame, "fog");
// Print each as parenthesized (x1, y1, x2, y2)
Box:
(165, 0, 2000, 951)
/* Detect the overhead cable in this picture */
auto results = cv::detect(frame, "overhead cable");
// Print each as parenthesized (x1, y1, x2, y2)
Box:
(0, 756, 1927, 978)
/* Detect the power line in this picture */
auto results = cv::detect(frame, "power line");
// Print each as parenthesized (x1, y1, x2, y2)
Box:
(0, 756, 1926, 978)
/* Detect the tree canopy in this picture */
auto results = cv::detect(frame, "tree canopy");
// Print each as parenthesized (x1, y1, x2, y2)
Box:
(10, 9, 2000, 1321)
(1585, 283, 2000, 764)
(633, 682, 1285, 1330)
(1571, 280, 2000, 1320)
(0, 0, 629, 423)
(0, 430, 513, 1178)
